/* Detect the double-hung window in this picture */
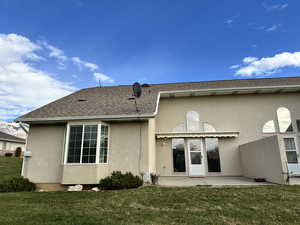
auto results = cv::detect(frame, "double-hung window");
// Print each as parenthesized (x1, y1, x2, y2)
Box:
(66, 124, 109, 164)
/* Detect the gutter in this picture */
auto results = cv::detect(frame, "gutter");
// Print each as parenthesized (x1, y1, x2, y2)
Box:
(15, 84, 300, 123)
(158, 84, 300, 95)
(0, 138, 26, 144)
(15, 113, 155, 123)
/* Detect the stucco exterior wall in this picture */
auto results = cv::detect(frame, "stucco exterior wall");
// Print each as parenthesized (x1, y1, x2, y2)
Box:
(23, 92, 300, 185)
(109, 121, 148, 176)
(23, 124, 66, 183)
(156, 140, 172, 176)
(239, 135, 286, 184)
(155, 92, 300, 176)
(62, 164, 109, 184)
(24, 121, 149, 185)
(148, 118, 156, 173)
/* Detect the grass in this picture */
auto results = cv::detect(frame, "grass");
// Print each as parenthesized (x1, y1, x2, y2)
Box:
(0, 156, 22, 182)
(1, 157, 300, 224)
(1, 185, 300, 225)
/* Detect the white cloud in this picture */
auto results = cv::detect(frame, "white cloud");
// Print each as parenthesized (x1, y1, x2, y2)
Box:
(265, 24, 279, 32)
(72, 57, 98, 72)
(0, 34, 42, 65)
(262, 2, 288, 11)
(234, 52, 300, 76)
(230, 64, 240, 69)
(243, 57, 258, 63)
(224, 19, 233, 25)
(250, 23, 281, 33)
(40, 40, 67, 61)
(0, 33, 74, 120)
(94, 72, 115, 84)
(40, 41, 101, 73)
(224, 14, 240, 27)
(0, 33, 114, 119)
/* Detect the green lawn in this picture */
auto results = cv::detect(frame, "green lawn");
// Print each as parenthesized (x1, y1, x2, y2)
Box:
(1, 157, 300, 224)
(0, 156, 22, 182)
(1, 185, 300, 225)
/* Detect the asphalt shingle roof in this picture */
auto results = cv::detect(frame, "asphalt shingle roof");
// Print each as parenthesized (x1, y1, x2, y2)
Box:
(17, 76, 300, 121)
(0, 131, 26, 143)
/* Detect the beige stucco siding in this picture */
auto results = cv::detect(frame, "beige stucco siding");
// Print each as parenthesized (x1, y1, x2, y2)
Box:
(156, 140, 172, 176)
(62, 164, 109, 184)
(155, 93, 300, 176)
(239, 135, 286, 184)
(24, 121, 150, 185)
(109, 122, 148, 176)
(23, 92, 300, 185)
(63, 121, 149, 184)
(148, 118, 156, 173)
(24, 124, 66, 183)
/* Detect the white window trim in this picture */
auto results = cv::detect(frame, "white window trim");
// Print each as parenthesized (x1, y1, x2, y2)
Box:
(63, 122, 110, 165)
(79, 125, 85, 164)
(283, 135, 299, 164)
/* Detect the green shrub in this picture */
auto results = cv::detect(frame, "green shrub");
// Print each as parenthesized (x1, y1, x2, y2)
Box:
(4, 153, 13, 157)
(0, 177, 36, 192)
(99, 171, 143, 190)
(15, 147, 22, 157)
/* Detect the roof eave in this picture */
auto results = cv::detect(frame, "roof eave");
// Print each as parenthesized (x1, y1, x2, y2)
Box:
(15, 113, 155, 124)
(159, 85, 300, 98)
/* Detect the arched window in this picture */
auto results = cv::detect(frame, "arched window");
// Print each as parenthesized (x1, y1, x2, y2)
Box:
(186, 111, 201, 132)
(203, 123, 216, 132)
(262, 120, 276, 133)
(277, 107, 293, 133)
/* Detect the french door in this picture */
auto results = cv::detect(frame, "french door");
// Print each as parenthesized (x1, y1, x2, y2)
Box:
(187, 139, 205, 176)
(283, 136, 300, 175)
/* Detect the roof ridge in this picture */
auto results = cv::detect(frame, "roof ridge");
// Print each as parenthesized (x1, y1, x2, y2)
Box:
(82, 76, 300, 90)
(149, 76, 300, 86)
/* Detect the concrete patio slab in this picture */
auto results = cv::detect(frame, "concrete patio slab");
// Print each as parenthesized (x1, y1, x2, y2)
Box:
(289, 177, 300, 185)
(158, 176, 272, 186)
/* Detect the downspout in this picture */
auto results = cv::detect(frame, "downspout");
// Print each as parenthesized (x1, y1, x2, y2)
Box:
(18, 122, 29, 177)
(284, 161, 291, 184)
(19, 122, 29, 134)
(134, 97, 143, 179)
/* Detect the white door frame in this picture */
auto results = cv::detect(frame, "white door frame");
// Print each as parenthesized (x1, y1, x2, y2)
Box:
(283, 135, 300, 176)
(187, 138, 205, 177)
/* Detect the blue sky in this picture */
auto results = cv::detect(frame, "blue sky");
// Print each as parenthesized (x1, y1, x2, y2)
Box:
(0, 0, 300, 120)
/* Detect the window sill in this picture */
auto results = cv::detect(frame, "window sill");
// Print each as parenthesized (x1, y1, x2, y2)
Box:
(63, 163, 108, 166)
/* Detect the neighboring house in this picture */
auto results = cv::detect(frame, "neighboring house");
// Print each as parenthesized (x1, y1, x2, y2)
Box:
(16, 76, 300, 189)
(0, 131, 26, 156)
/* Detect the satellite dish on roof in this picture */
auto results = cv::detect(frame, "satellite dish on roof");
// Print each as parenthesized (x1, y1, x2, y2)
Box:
(132, 82, 142, 98)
